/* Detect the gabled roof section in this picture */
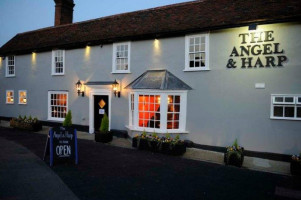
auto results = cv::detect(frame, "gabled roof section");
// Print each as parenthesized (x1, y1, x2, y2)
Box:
(125, 70, 192, 90)
(1, 0, 301, 55)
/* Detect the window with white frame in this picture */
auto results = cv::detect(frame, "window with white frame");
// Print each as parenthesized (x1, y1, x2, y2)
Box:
(185, 34, 209, 71)
(129, 91, 187, 133)
(271, 95, 301, 120)
(18, 90, 27, 104)
(48, 91, 68, 121)
(52, 50, 65, 75)
(112, 42, 131, 73)
(6, 56, 15, 77)
(6, 90, 14, 104)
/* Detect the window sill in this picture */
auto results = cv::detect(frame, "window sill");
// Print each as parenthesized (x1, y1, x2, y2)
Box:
(111, 71, 131, 74)
(270, 117, 301, 121)
(6, 103, 14, 104)
(47, 118, 65, 122)
(183, 68, 210, 72)
(125, 125, 189, 134)
(51, 73, 65, 76)
(5, 75, 16, 78)
(18, 103, 27, 105)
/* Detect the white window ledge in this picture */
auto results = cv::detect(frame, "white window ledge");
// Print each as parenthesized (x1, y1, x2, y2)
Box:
(47, 118, 65, 122)
(111, 71, 131, 74)
(183, 69, 210, 72)
(51, 73, 65, 76)
(125, 125, 189, 134)
(5, 75, 16, 78)
(270, 117, 301, 121)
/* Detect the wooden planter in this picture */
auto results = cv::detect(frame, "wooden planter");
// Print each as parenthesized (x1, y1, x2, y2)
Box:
(148, 140, 159, 152)
(171, 143, 186, 156)
(224, 149, 244, 167)
(10, 119, 42, 132)
(160, 142, 172, 154)
(290, 160, 301, 176)
(138, 138, 149, 150)
(132, 137, 138, 148)
(95, 131, 113, 143)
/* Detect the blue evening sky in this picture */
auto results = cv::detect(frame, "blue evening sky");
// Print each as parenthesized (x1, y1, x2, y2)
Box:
(0, 0, 193, 47)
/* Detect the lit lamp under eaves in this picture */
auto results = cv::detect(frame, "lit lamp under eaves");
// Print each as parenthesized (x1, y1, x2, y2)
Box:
(76, 80, 85, 97)
(112, 80, 120, 98)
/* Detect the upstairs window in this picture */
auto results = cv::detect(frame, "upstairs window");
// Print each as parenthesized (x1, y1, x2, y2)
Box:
(271, 95, 301, 120)
(6, 56, 15, 77)
(112, 42, 131, 73)
(52, 50, 65, 75)
(48, 91, 68, 121)
(185, 34, 209, 71)
(6, 90, 14, 104)
(19, 90, 27, 104)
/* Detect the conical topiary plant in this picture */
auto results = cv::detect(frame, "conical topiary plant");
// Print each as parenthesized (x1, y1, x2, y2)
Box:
(99, 113, 109, 133)
(63, 110, 72, 127)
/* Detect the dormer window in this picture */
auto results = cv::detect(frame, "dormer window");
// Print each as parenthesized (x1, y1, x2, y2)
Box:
(6, 56, 15, 77)
(52, 50, 65, 75)
(112, 42, 131, 73)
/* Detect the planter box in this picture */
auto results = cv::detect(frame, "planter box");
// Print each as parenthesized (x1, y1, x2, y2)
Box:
(148, 140, 159, 152)
(138, 138, 149, 150)
(160, 142, 172, 154)
(95, 131, 113, 143)
(290, 160, 301, 176)
(132, 137, 138, 148)
(171, 143, 186, 156)
(10, 119, 42, 132)
(224, 149, 244, 167)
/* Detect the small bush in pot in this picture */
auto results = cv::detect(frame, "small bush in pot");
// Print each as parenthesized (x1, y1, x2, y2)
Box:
(224, 139, 244, 167)
(63, 110, 72, 127)
(148, 132, 160, 152)
(132, 134, 139, 148)
(159, 133, 173, 154)
(291, 153, 301, 176)
(95, 113, 113, 143)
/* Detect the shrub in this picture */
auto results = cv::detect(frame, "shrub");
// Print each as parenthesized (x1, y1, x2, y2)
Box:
(10, 115, 42, 132)
(224, 139, 244, 167)
(63, 110, 72, 127)
(99, 113, 109, 132)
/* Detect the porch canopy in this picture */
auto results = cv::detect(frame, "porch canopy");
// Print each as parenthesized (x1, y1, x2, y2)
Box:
(125, 70, 192, 90)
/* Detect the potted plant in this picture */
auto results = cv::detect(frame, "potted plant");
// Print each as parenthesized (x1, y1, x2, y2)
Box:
(170, 135, 186, 156)
(137, 130, 148, 150)
(10, 115, 42, 132)
(159, 133, 173, 154)
(63, 110, 72, 127)
(95, 113, 113, 143)
(148, 132, 160, 152)
(291, 153, 301, 176)
(224, 139, 244, 167)
(132, 134, 139, 148)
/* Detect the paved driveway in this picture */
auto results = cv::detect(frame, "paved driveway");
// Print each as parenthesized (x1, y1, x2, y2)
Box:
(0, 127, 300, 200)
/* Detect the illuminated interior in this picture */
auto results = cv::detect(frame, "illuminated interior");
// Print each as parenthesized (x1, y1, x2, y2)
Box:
(167, 95, 180, 129)
(19, 91, 27, 104)
(50, 93, 67, 118)
(139, 95, 160, 128)
(6, 91, 14, 104)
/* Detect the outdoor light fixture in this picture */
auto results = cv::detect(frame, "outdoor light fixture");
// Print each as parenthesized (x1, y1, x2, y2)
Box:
(248, 23, 257, 31)
(76, 80, 85, 97)
(112, 80, 120, 98)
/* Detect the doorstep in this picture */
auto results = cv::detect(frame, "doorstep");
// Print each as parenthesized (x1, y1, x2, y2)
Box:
(0, 120, 290, 175)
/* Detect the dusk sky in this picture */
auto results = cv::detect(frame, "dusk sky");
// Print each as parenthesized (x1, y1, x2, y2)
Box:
(0, 0, 193, 47)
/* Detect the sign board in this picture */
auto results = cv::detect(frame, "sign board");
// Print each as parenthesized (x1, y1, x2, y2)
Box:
(99, 109, 105, 114)
(43, 127, 78, 166)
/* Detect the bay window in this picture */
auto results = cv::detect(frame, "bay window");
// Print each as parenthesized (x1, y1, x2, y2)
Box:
(129, 91, 187, 133)
(48, 91, 68, 121)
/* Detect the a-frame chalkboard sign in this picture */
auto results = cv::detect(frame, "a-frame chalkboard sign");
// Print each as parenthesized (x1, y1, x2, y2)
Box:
(43, 127, 78, 166)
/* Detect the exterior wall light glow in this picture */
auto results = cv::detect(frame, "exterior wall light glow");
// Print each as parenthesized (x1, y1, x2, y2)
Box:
(112, 80, 120, 98)
(76, 80, 85, 97)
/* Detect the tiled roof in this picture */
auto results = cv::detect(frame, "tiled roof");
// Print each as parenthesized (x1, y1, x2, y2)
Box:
(1, 0, 301, 55)
(125, 70, 192, 90)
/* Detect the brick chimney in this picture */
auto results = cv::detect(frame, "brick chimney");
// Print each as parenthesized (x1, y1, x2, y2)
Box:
(54, 0, 75, 26)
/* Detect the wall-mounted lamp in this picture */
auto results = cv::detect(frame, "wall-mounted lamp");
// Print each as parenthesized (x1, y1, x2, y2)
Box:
(76, 80, 85, 97)
(112, 80, 120, 98)
(248, 23, 257, 31)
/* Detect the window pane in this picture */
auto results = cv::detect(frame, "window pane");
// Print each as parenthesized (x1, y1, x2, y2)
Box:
(273, 106, 283, 117)
(297, 107, 301, 118)
(275, 97, 283, 102)
(284, 107, 294, 118)
(285, 97, 294, 103)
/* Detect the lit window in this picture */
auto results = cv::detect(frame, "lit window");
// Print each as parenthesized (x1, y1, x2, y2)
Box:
(185, 34, 209, 71)
(18, 90, 27, 104)
(129, 92, 187, 133)
(6, 56, 15, 77)
(52, 50, 65, 75)
(112, 42, 131, 73)
(48, 91, 68, 121)
(271, 95, 301, 120)
(6, 90, 14, 104)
